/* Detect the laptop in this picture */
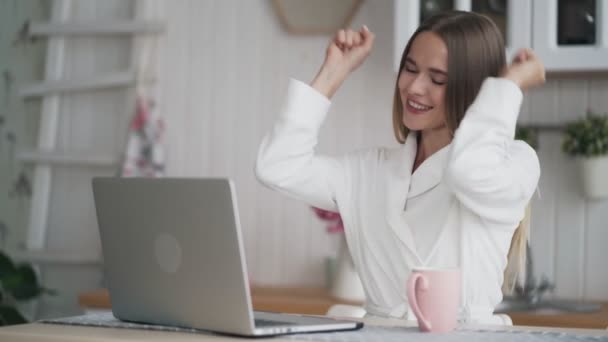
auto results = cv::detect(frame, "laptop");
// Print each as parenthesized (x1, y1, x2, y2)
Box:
(92, 177, 363, 337)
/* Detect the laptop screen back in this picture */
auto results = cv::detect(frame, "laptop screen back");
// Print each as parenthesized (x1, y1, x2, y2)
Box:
(92, 178, 255, 335)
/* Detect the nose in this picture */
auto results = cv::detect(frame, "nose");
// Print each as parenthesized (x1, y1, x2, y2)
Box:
(407, 73, 427, 96)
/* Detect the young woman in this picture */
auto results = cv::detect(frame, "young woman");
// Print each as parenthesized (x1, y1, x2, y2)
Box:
(255, 11, 544, 324)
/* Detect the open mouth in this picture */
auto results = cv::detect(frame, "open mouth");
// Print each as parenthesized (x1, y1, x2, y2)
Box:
(406, 99, 433, 114)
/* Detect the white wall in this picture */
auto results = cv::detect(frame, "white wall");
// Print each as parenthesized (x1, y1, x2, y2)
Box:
(157, 0, 397, 287)
(522, 80, 608, 301)
(158, 0, 608, 300)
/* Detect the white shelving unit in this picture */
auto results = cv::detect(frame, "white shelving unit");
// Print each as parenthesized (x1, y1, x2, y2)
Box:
(19, 0, 164, 271)
(28, 20, 164, 36)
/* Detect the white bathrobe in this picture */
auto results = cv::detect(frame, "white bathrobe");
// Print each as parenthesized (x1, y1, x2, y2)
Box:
(255, 77, 540, 324)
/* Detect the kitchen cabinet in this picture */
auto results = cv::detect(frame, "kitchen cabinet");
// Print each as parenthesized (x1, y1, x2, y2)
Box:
(394, 0, 608, 72)
(532, 0, 608, 71)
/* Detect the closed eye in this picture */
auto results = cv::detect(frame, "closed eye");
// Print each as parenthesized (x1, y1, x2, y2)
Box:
(404, 66, 417, 73)
(429, 70, 447, 85)
(431, 78, 446, 85)
(403, 62, 417, 74)
(405, 57, 446, 85)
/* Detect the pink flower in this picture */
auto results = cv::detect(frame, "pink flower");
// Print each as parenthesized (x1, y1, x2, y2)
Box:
(131, 98, 150, 131)
(311, 207, 344, 234)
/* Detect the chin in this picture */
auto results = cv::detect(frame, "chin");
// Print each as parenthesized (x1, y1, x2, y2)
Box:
(402, 115, 429, 132)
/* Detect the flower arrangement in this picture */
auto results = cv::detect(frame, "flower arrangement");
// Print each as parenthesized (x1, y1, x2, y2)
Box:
(311, 207, 344, 233)
(562, 110, 608, 157)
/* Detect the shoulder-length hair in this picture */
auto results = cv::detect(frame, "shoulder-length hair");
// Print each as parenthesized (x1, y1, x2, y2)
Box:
(392, 12, 531, 294)
(392, 11, 506, 143)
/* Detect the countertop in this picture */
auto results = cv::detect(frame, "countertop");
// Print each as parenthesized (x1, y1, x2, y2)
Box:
(78, 287, 608, 329)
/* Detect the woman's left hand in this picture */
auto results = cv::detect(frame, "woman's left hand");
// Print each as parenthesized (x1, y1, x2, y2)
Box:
(502, 48, 546, 90)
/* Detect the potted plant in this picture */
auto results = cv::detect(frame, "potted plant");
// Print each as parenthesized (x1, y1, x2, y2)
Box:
(0, 250, 53, 325)
(516, 125, 538, 150)
(562, 110, 608, 199)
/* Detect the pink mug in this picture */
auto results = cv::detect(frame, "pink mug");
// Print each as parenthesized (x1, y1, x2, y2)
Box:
(406, 267, 461, 333)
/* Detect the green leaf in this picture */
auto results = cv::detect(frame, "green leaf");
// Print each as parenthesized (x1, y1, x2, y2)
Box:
(10, 284, 43, 301)
(15, 264, 37, 285)
(2, 265, 42, 301)
(0, 305, 27, 326)
(0, 251, 17, 279)
(0, 252, 54, 303)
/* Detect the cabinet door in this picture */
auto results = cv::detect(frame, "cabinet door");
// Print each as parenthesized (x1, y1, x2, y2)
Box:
(393, 0, 422, 72)
(465, 0, 532, 61)
(533, 0, 608, 71)
(394, 0, 457, 72)
(394, 0, 531, 72)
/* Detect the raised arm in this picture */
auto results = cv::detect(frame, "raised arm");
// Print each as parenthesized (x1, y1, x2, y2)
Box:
(444, 49, 545, 224)
(311, 26, 375, 98)
(255, 27, 375, 210)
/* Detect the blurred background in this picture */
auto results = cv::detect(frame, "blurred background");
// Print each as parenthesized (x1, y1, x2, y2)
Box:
(1, 0, 607, 328)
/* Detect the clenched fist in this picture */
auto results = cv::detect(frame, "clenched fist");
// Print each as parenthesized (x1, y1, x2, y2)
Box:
(312, 26, 375, 98)
(502, 48, 546, 90)
(324, 25, 375, 74)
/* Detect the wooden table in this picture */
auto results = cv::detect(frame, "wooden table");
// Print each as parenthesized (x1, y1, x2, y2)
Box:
(78, 287, 363, 315)
(2, 314, 608, 342)
(507, 304, 608, 330)
(78, 288, 608, 329)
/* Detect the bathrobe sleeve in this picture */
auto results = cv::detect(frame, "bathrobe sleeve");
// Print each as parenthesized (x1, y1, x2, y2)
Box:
(444, 77, 540, 225)
(255, 79, 347, 211)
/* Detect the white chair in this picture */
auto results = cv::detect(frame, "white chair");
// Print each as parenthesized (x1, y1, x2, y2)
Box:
(495, 314, 513, 326)
(326, 304, 367, 318)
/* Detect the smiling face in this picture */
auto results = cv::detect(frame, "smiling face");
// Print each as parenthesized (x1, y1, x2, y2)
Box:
(391, 11, 507, 145)
(397, 31, 449, 133)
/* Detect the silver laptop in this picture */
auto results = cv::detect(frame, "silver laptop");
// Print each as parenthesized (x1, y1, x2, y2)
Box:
(92, 177, 363, 337)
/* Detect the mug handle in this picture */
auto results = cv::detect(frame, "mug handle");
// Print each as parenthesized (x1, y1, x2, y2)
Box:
(406, 273, 432, 331)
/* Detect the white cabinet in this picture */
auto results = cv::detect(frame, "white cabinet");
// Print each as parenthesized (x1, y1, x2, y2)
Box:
(394, 0, 608, 72)
(533, 0, 608, 71)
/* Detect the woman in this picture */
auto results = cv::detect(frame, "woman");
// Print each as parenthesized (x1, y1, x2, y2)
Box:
(255, 11, 544, 324)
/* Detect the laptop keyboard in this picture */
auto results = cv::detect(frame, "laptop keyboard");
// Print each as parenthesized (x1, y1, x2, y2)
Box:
(254, 318, 294, 327)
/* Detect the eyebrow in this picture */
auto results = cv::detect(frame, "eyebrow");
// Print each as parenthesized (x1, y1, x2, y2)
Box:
(405, 57, 448, 76)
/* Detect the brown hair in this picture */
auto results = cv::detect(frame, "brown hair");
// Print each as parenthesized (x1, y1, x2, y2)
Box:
(392, 11, 506, 143)
(392, 11, 529, 294)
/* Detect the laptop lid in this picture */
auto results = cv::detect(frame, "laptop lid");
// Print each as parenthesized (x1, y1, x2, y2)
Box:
(92, 177, 362, 337)
(93, 177, 255, 335)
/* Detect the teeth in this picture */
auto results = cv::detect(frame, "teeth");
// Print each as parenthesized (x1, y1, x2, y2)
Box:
(408, 100, 431, 111)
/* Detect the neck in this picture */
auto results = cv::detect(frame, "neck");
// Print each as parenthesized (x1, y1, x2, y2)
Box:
(413, 126, 452, 172)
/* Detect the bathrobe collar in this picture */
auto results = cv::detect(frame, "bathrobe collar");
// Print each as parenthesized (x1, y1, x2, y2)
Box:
(385, 132, 451, 264)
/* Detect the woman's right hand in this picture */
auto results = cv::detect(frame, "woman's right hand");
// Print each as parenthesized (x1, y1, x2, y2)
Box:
(312, 26, 375, 98)
(325, 25, 375, 74)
